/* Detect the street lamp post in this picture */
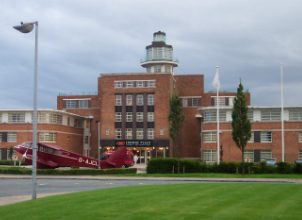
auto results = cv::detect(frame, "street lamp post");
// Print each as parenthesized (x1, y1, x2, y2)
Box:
(13, 21, 39, 200)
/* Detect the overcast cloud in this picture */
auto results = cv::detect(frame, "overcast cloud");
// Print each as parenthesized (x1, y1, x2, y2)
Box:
(0, 0, 301, 109)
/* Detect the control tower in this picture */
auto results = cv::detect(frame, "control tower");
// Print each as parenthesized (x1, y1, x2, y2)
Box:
(141, 31, 178, 74)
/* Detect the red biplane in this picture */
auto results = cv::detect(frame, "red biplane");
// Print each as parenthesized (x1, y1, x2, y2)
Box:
(14, 142, 132, 169)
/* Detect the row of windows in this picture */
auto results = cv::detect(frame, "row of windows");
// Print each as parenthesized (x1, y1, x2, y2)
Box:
(114, 80, 156, 89)
(180, 97, 201, 107)
(203, 110, 302, 122)
(0, 132, 56, 143)
(202, 131, 273, 143)
(203, 149, 273, 163)
(115, 94, 154, 106)
(0, 132, 17, 142)
(115, 128, 154, 140)
(115, 112, 154, 122)
(64, 99, 90, 109)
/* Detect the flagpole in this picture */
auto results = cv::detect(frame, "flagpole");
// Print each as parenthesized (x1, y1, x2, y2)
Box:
(280, 63, 285, 162)
(216, 66, 220, 164)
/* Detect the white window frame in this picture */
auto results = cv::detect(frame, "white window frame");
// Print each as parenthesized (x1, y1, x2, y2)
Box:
(299, 132, 302, 143)
(115, 95, 122, 106)
(136, 128, 144, 140)
(261, 110, 281, 121)
(136, 94, 144, 106)
(202, 132, 217, 143)
(114, 81, 123, 88)
(115, 112, 122, 122)
(126, 112, 133, 122)
(244, 150, 254, 162)
(126, 128, 133, 140)
(79, 100, 89, 109)
(203, 150, 217, 163)
(147, 112, 154, 122)
(8, 112, 25, 123)
(147, 128, 154, 140)
(147, 94, 154, 105)
(136, 112, 144, 122)
(136, 81, 144, 88)
(7, 132, 17, 142)
(126, 81, 134, 88)
(147, 80, 156, 88)
(39, 132, 56, 143)
(126, 94, 133, 106)
(260, 150, 272, 161)
(65, 100, 77, 109)
(261, 131, 272, 143)
(115, 128, 122, 139)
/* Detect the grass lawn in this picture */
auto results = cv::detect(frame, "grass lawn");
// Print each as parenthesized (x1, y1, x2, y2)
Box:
(0, 183, 301, 220)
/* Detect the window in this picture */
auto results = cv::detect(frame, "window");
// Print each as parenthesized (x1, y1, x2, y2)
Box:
(147, 112, 154, 122)
(248, 132, 254, 143)
(181, 97, 201, 107)
(49, 114, 63, 124)
(0, 113, 2, 123)
(247, 110, 253, 121)
(261, 131, 272, 143)
(115, 95, 122, 106)
(74, 119, 83, 128)
(289, 111, 302, 121)
(160, 128, 164, 136)
(39, 132, 56, 143)
(38, 112, 47, 123)
(126, 95, 133, 106)
(105, 129, 110, 136)
(79, 100, 89, 108)
(136, 81, 144, 88)
(203, 111, 226, 122)
(126, 128, 133, 139)
(203, 150, 217, 163)
(147, 80, 156, 88)
(202, 132, 217, 143)
(154, 65, 161, 72)
(126, 81, 134, 88)
(126, 112, 133, 122)
(299, 150, 302, 160)
(115, 129, 122, 139)
(8, 112, 25, 123)
(115, 112, 122, 122)
(147, 128, 154, 139)
(114, 81, 123, 88)
(244, 151, 254, 162)
(84, 136, 89, 144)
(261, 110, 280, 121)
(136, 128, 144, 140)
(211, 96, 233, 107)
(7, 133, 17, 142)
(260, 150, 272, 161)
(299, 133, 302, 143)
(136, 94, 144, 106)
(136, 112, 144, 122)
(147, 94, 154, 105)
(65, 100, 77, 109)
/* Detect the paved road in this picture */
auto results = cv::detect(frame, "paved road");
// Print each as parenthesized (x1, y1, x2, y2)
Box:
(0, 175, 300, 205)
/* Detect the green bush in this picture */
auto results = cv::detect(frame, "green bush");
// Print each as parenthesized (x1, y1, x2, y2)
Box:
(147, 158, 202, 174)
(293, 163, 302, 174)
(0, 166, 137, 175)
(0, 160, 25, 166)
(276, 162, 293, 174)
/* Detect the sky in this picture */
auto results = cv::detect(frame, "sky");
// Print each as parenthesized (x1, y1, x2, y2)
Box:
(1, 0, 301, 109)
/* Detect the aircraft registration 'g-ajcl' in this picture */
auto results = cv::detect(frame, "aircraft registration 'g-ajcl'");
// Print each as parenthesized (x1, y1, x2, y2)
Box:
(14, 142, 132, 169)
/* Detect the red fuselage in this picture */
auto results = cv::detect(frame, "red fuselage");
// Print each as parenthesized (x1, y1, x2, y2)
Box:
(14, 142, 130, 169)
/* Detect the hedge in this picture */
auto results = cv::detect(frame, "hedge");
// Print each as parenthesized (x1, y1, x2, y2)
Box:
(0, 166, 137, 175)
(0, 160, 25, 166)
(147, 158, 302, 174)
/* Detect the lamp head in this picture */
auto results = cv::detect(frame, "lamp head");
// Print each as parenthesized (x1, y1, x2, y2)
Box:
(13, 22, 34, 33)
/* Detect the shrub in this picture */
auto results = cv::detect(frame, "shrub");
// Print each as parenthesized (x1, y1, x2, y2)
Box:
(276, 162, 292, 174)
(293, 163, 302, 174)
(0, 160, 25, 166)
(147, 158, 202, 174)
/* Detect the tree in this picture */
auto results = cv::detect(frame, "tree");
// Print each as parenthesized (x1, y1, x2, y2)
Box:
(168, 94, 184, 157)
(231, 82, 251, 173)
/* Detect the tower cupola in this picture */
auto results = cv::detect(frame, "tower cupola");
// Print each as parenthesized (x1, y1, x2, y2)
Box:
(141, 31, 178, 74)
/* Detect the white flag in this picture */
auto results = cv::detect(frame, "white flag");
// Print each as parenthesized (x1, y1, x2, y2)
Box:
(212, 70, 220, 90)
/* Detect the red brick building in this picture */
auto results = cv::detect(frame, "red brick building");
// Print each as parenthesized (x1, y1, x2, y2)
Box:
(0, 109, 91, 160)
(2, 31, 302, 163)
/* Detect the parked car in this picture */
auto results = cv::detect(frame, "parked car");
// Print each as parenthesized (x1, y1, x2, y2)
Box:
(265, 159, 276, 166)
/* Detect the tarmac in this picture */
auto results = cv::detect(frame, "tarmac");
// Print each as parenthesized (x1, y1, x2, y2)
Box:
(1, 174, 301, 206)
